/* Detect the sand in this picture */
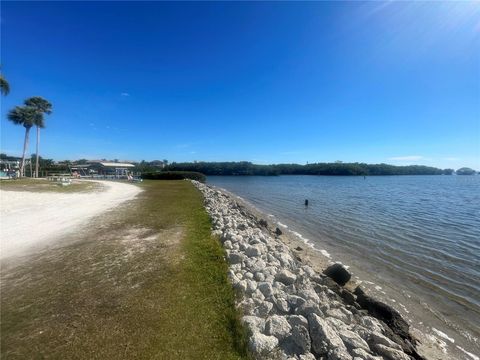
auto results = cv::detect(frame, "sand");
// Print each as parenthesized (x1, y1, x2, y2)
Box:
(0, 180, 142, 260)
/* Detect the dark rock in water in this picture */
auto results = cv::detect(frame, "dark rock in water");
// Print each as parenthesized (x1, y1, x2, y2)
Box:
(340, 289, 360, 309)
(258, 218, 268, 228)
(275, 227, 283, 236)
(354, 286, 426, 360)
(295, 246, 303, 251)
(323, 263, 351, 286)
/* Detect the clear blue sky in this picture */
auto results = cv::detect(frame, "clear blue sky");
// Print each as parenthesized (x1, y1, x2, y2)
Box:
(1, 1, 479, 169)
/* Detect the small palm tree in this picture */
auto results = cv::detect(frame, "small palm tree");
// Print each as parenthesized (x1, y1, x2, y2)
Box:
(24, 97, 52, 178)
(7, 106, 42, 177)
(0, 72, 9, 96)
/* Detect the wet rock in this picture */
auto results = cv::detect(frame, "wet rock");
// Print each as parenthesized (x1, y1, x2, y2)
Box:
(324, 263, 352, 286)
(275, 227, 283, 236)
(354, 287, 412, 346)
(258, 218, 268, 227)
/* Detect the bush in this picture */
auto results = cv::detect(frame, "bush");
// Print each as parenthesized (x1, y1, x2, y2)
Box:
(142, 171, 206, 182)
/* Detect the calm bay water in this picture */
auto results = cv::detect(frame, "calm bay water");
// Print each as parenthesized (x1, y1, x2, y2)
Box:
(208, 175, 480, 358)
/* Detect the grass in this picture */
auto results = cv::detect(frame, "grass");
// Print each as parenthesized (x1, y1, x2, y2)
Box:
(1, 180, 249, 359)
(0, 178, 104, 193)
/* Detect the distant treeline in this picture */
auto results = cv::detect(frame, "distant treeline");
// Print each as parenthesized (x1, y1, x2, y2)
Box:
(165, 161, 455, 176)
(142, 171, 206, 182)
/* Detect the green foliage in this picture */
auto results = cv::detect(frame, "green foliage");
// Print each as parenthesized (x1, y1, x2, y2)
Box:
(165, 161, 449, 176)
(24, 97, 53, 128)
(456, 167, 476, 175)
(0, 74, 9, 96)
(7, 106, 40, 129)
(142, 171, 206, 182)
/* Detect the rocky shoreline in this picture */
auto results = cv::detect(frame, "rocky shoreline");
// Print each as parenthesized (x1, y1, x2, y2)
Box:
(192, 181, 426, 360)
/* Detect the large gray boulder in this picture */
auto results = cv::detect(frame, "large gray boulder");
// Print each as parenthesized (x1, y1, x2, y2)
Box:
(275, 269, 297, 285)
(338, 329, 370, 351)
(308, 313, 347, 356)
(242, 315, 266, 333)
(248, 332, 279, 354)
(373, 344, 411, 360)
(291, 325, 311, 354)
(265, 315, 292, 340)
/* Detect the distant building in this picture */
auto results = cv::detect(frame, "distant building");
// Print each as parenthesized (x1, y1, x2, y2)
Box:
(85, 161, 135, 176)
(150, 160, 166, 168)
(70, 160, 135, 177)
(0, 159, 20, 171)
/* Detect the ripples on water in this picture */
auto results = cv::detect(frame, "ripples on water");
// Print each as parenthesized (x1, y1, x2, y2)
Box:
(208, 175, 480, 355)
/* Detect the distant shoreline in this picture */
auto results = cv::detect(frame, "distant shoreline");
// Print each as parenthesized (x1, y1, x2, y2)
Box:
(165, 161, 476, 176)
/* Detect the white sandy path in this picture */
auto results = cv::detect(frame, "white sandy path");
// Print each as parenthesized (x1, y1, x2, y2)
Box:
(0, 181, 142, 260)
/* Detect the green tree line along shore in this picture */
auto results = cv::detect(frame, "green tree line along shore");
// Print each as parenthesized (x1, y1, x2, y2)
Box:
(3, 155, 477, 178)
(164, 161, 458, 176)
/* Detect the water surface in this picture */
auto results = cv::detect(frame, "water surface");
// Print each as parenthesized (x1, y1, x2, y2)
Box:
(208, 175, 480, 358)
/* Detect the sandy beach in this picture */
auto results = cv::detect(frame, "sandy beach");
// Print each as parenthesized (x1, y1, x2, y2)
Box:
(0, 180, 142, 260)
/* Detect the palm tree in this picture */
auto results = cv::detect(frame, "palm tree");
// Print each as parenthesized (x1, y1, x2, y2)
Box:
(24, 97, 52, 178)
(7, 106, 42, 177)
(0, 67, 9, 96)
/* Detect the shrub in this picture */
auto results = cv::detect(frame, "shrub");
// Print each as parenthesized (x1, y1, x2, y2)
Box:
(142, 171, 206, 182)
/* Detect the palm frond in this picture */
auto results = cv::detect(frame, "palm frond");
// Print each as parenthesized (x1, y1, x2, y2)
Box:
(7, 106, 39, 128)
(0, 75, 10, 96)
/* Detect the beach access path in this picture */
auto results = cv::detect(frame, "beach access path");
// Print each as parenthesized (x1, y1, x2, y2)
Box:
(0, 180, 142, 260)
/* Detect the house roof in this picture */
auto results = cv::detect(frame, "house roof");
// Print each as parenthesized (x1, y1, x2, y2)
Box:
(98, 162, 135, 168)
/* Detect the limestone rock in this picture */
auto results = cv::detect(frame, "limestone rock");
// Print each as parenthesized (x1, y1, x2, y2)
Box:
(308, 313, 347, 355)
(373, 344, 411, 360)
(249, 332, 279, 354)
(265, 315, 292, 340)
(291, 325, 311, 354)
(338, 329, 370, 351)
(258, 282, 274, 298)
(276, 270, 297, 285)
(242, 315, 266, 333)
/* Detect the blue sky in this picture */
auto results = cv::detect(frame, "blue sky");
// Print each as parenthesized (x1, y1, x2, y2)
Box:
(1, 1, 479, 169)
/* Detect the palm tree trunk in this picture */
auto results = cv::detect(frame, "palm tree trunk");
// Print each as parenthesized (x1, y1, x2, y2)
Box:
(35, 126, 40, 178)
(19, 127, 31, 177)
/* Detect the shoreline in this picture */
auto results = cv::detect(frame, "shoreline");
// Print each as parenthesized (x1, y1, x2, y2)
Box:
(201, 182, 478, 360)
(193, 180, 427, 360)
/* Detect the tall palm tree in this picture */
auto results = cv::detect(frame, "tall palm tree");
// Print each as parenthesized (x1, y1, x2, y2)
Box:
(7, 106, 42, 177)
(0, 67, 9, 96)
(24, 97, 52, 178)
